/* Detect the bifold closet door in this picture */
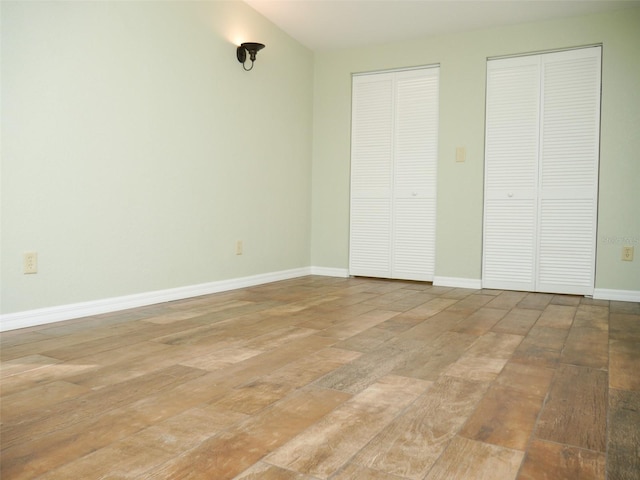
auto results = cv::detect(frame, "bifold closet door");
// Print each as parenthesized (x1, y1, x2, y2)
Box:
(483, 47, 601, 295)
(350, 67, 439, 281)
(483, 56, 541, 292)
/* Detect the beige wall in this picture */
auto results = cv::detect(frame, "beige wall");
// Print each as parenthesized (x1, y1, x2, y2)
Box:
(1, 1, 314, 314)
(310, 7, 640, 292)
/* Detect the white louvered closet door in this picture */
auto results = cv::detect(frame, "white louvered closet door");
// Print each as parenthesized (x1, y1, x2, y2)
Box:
(537, 48, 601, 294)
(350, 67, 439, 281)
(483, 56, 541, 292)
(350, 73, 394, 278)
(392, 69, 439, 280)
(483, 47, 601, 295)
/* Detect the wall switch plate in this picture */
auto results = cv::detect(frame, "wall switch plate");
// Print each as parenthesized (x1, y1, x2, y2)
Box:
(456, 146, 466, 162)
(622, 246, 634, 261)
(23, 252, 38, 274)
(236, 240, 243, 255)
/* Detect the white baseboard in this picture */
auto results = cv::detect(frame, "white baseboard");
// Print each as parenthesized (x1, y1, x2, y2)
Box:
(0, 267, 313, 332)
(433, 276, 482, 290)
(593, 288, 640, 302)
(310, 266, 350, 278)
(5, 270, 635, 332)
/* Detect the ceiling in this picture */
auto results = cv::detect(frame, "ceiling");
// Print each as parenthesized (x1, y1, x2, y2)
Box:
(243, 0, 640, 51)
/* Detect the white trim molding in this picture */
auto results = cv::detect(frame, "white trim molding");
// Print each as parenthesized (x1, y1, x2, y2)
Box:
(310, 266, 350, 278)
(0, 267, 313, 332)
(593, 288, 640, 302)
(433, 276, 482, 290)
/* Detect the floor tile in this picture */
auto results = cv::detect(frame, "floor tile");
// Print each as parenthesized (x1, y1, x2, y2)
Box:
(0, 354, 61, 378)
(535, 365, 607, 452)
(607, 388, 640, 479)
(401, 297, 459, 319)
(233, 462, 312, 479)
(450, 307, 508, 335)
(0, 380, 89, 422)
(493, 362, 555, 398)
(517, 439, 605, 480)
(398, 310, 467, 341)
(314, 337, 425, 394)
(560, 326, 608, 369)
(524, 325, 569, 350)
(610, 301, 640, 314)
(212, 379, 295, 415)
(517, 292, 554, 310)
(445, 294, 496, 315)
(36, 407, 241, 480)
(352, 376, 487, 480)
(256, 347, 361, 388)
(510, 326, 568, 368)
(424, 436, 524, 480)
(534, 304, 577, 329)
(144, 386, 351, 480)
(485, 291, 529, 310)
(265, 376, 430, 479)
(330, 463, 408, 480)
(609, 313, 640, 342)
(459, 384, 544, 450)
(1, 364, 207, 450)
(550, 294, 581, 306)
(442, 355, 507, 382)
(572, 305, 609, 330)
(392, 331, 477, 381)
(463, 331, 524, 359)
(609, 339, 640, 390)
(334, 327, 395, 352)
(317, 309, 398, 340)
(492, 308, 541, 336)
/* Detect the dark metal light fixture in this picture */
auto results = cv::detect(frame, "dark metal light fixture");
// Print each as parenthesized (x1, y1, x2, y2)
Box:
(236, 42, 265, 71)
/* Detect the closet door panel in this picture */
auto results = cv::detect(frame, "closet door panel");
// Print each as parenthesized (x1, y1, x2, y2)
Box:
(393, 197, 436, 281)
(538, 198, 596, 293)
(483, 57, 540, 290)
(392, 69, 439, 281)
(350, 198, 392, 277)
(483, 199, 536, 291)
(349, 75, 394, 278)
(537, 48, 601, 295)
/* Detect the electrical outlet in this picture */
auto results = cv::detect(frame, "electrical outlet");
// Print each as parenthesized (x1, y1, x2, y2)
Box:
(622, 246, 634, 261)
(23, 252, 38, 274)
(236, 240, 243, 255)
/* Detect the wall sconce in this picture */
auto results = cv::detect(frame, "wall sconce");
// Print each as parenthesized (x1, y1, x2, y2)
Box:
(236, 42, 265, 71)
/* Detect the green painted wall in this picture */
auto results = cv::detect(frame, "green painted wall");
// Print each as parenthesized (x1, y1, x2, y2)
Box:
(2, 3, 638, 318)
(310, 7, 640, 291)
(1, 1, 314, 314)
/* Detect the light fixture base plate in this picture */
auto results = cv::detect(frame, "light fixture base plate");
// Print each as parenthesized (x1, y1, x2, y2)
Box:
(236, 46, 247, 63)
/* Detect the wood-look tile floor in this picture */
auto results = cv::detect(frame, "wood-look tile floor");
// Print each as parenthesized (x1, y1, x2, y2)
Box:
(1, 276, 639, 480)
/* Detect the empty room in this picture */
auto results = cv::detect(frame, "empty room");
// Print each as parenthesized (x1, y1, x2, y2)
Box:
(1, 1, 639, 479)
